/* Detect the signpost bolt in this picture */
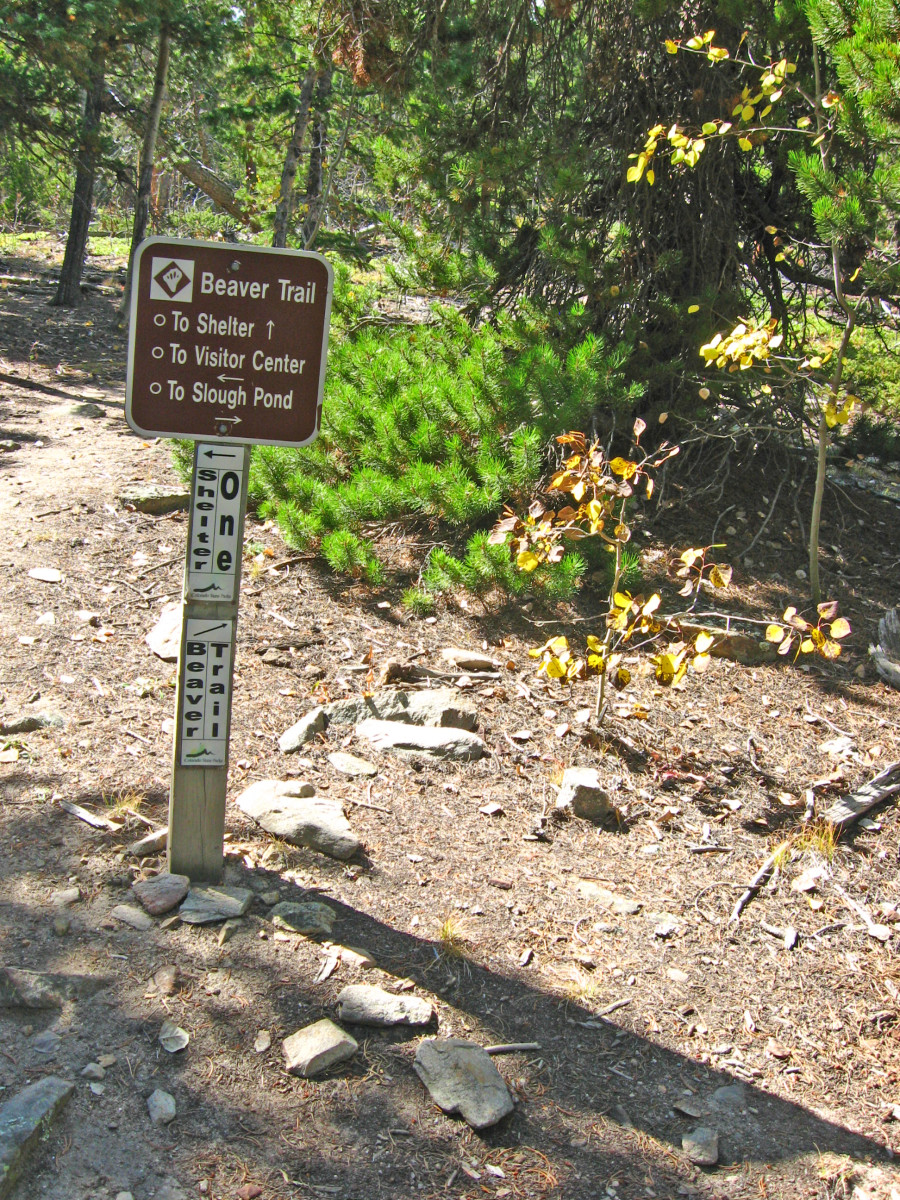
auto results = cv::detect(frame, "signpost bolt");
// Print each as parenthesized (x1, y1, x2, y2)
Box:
(217, 423, 229, 435)
(231, 260, 241, 271)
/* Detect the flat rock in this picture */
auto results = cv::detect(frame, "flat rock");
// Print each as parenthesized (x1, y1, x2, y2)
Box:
(356, 719, 485, 762)
(147, 1089, 177, 1125)
(336, 984, 434, 1027)
(128, 827, 168, 856)
(0, 967, 103, 1009)
(118, 485, 189, 515)
(283, 1019, 358, 1077)
(0, 1076, 74, 1198)
(146, 602, 181, 662)
(109, 904, 154, 932)
(413, 1038, 514, 1130)
(327, 751, 377, 777)
(0, 711, 64, 736)
(682, 1126, 719, 1166)
(555, 767, 612, 820)
(80, 1062, 105, 1080)
(323, 688, 477, 731)
(709, 1083, 746, 1111)
(236, 780, 359, 860)
(270, 901, 337, 937)
(152, 965, 180, 995)
(132, 873, 190, 916)
(179, 886, 252, 925)
(155, 1181, 189, 1200)
(31, 1031, 61, 1058)
(278, 708, 326, 752)
(439, 648, 498, 672)
(576, 881, 642, 915)
(50, 887, 80, 907)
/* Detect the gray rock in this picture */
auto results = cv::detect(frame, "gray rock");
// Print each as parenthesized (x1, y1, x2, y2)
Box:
(323, 688, 477, 731)
(0, 711, 64, 736)
(69, 402, 105, 418)
(152, 965, 180, 995)
(355, 719, 485, 762)
(336, 984, 434, 1027)
(128, 827, 168, 856)
(155, 1181, 189, 1200)
(576, 880, 642, 915)
(278, 708, 326, 752)
(258, 890, 281, 906)
(50, 887, 80, 907)
(109, 904, 154, 932)
(146, 603, 181, 661)
(709, 1082, 746, 1111)
(682, 1126, 719, 1166)
(0, 967, 102, 1009)
(217, 919, 242, 946)
(119, 485, 189, 515)
(439, 648, 498, 672)
(327, 751, 377, 777)
(80, 1062, 105, 1080)
(147, 1089, 177, 1125)
(235, 779, 359, 861)
(413, 1039, 514, 1130)
(555, 767, 612, 820)
(270, 901, 337, 937)
(283, 1019, 358, 1077)
(132, 872, 190, 916)
(0, 1076, 74, 1198)
(178, 885, 252, 925)
(51, 916, 71, 937)
(31, 1031, 61, 1058)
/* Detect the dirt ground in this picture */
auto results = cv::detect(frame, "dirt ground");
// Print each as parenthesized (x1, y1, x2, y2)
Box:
(1, 240, 900, 1200)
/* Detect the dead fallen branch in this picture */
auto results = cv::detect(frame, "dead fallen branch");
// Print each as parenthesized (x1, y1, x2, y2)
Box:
(730, 840, 790, 923)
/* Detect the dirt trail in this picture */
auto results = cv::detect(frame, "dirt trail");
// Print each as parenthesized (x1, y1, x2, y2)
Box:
(1, 251, 900, 1200)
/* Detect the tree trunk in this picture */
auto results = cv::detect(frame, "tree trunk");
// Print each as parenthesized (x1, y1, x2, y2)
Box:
(120, 23, 171, 320)
(52, 55, 106, 307)
(272, 65, 318, 248)
(302, 68, 333, 246)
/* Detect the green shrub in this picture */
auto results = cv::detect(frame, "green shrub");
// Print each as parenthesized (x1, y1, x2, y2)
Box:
(421, 532, 585, 603)
(320, 531, 385, 585)
(401, 587, 436, 615)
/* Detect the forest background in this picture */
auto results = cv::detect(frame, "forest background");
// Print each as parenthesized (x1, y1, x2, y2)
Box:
(2, 0, 900, 614)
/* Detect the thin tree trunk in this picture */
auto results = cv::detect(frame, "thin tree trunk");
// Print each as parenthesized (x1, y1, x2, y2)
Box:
(302, 68, 333, 246)
(120, 23, 171, 320)
(52, 55, 106, 307)
(272, 65, 318, 248)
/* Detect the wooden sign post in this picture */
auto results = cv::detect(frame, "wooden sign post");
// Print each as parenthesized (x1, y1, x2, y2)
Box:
(126, 237, 333, 881)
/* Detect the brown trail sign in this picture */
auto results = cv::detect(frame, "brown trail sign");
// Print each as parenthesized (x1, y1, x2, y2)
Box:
(126, 238, 333, 880)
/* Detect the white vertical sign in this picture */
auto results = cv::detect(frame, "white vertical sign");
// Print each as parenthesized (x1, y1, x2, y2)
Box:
(180, 618, 234, 767)
(187, 444, 246, 601)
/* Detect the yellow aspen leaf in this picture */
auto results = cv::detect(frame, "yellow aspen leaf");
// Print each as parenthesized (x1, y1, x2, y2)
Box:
(701, 29, 715, 43)
(702, 122, 717, 136)
(849, 267, 861, 281)
(694, 631, 715, 653)
(613, 591, 633, 609)
(517, 550, 540, 572)
(766, 624, 786, 643)
(688, 304, 700, 313)
(738, 137, 753, 151)
(820, 640, 842, 659)
(586, 635, 603, 651)
(665, 38, 678, 53)
(707, 46, 729, 61)
(797, 115, 811, 128)
(658, 411, 668, 423)
(613, 666, 631, 688)
(698, 387, 710, 400)
(709, 564, 732, 587)
(829, 617, 851, 639)
(609, 457, 638, 479)
(645, 477, 654, 499)
(570, 481, 585, 501)
(719, 121, 732, 133)
(654, 654, 676, 684)
(692, 652, 711, 672)
(778, 635, 794, 655)
(646, 169, 655, 186)
(799, 638, 815, 654)
(642, 594, 661, 616)
(544, 657, 567, 679)
(686, 34, 704, 49)
(812, 133, 825, 146)
(741, 105, 755, 121)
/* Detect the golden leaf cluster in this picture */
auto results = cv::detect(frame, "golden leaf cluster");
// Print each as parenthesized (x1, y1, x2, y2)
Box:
(765, 602, 851, 660)
(700, 318, 783, 370)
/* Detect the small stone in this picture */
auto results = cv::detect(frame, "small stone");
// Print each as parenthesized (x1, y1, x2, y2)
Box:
(0, 968, 102, 1009)
(115, 1193, 135, 1200)
(50, 887, 80, 907)
(673, 1098, 706, 1119)
(80, 1062, 105, 1080)
(339, 946, 375, 969)
(0, 710, 64, 736)
(682, 1126, 718, 1166)
(31, 1030, 61, 1057)
(155, 1180, 189, 1200)
(145, 603, 181, 662)
(28, 567, 63, 583)
(254, 1030, 271, 1054)
(153, 965, 180, 995)
(322, 688, 478, 731)
(439, 648, 497, 672)
(52, 916, 71, 937)
(336, 984, 434, 1027)
(270, 901, 337, 937)
(132, 872, 190, 916)
(178, 885, 252, 925)
(304, 663, 326, 678)
(147, 1089, 177, 1125)
(160, 914, 182, 931)
(217, 919, 242, 946)
(555, 767, 612, 821)
(413, 1038, 514, 1130)
(0, 1076, 74, 1195)
(236, 779, 360, 861)
(576, 880, 642, 915)
(258, 890, 281, 906)
(128, 827, 168, 856)
(709, 1083, 746, 1110)
(97, 1054, 117, 1069)
(278, 708, 326, 752)
(327, 751, 377, 777)
(666, 967, 690, 984)
(283, 1019, 358, 1077)
(109, 904, 154, 932)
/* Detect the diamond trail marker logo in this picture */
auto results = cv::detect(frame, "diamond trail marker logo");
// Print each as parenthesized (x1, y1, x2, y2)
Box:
(149, 256, 194, 303)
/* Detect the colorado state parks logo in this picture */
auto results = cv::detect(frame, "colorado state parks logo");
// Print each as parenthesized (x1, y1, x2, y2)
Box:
(149, 257, 195, 303)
